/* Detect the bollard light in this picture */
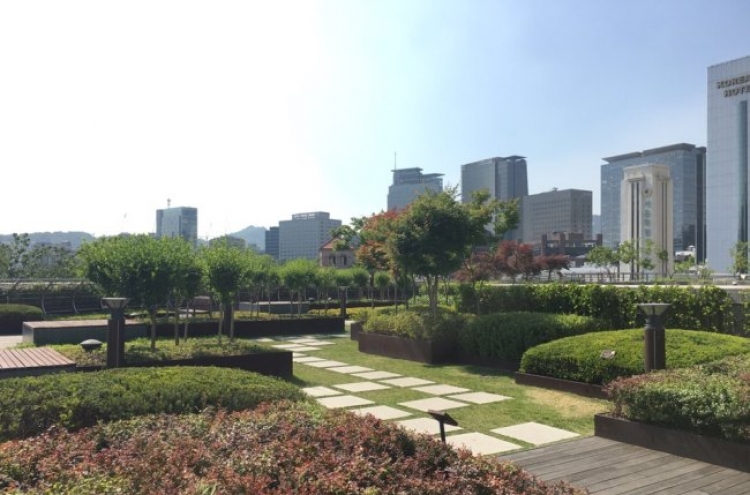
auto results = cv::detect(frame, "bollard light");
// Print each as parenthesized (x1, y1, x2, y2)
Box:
(102, 297, 129, 368)
(637, 303, 670, 372)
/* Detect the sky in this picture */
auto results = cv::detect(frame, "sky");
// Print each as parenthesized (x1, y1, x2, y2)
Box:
(3, 0, 750, 240)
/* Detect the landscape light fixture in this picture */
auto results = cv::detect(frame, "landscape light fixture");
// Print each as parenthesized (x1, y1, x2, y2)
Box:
(637, 303, 670, 372)
(102, 297, 129, 368)
(428, 409, 459, 443)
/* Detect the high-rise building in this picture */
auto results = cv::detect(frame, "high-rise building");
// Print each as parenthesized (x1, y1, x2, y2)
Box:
(600, 143, 705, 260)
(707, 55, 750, 273)
(461, 156, 528, 241)
(265, 226, 279, 259)
(278, 212, 342, 262)
(460, 156, 528, 203)
(521, 189, 592, 245)
(387, 167, 444, 211)
(621, 164, 674, 277)
(155, 206, 198, 246)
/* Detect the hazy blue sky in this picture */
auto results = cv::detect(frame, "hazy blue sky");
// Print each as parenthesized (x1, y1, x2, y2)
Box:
(2, 0, 750, 239)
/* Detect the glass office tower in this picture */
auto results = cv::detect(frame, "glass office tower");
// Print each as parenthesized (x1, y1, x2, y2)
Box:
(707, 55, 750, 273)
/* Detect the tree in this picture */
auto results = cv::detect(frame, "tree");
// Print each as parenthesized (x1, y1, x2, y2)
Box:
(373, 270, 392, 301)
(78, 235, 192, 350)
(389, 189, 475, 314)
(201, 241, 246, 341)
(586, 245, 619, 281)
(617, 241, 638, 281)
(731, 241, 749, 278)
(279, 259, 319, 317)
(536, 254, 570, 281)
(494, 241, 538, 282)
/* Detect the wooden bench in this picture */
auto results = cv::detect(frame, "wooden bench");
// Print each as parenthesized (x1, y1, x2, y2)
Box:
(0, 347, 76, 378)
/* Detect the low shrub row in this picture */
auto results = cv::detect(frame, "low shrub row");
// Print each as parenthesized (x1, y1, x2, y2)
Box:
(458, 312, 608, 362)
(0, 366, 308, 442)
(0, 402, 586, 495)
(458, 284, 738, 334)
(0, 304, 43, 335)
(520, 329, 750, 385)
(606, 354, 750, 444)
(361, 305, 471, 341)
(54, 336, 273, 367)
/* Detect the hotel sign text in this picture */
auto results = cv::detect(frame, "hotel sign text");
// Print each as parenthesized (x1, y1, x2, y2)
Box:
(717, 74, 750, 98)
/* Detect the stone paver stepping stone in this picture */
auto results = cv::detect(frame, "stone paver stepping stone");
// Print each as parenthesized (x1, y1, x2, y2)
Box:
(398, 397, 469, 412)
(288, 338, 320, 344)
(380, 377, 434, 388)
(352, 371, 401, 380)
(305, 341, 336, 346)
(293, 356, 325, 363)
(305, 360, 348, 368)
(272, 344, 321, 352)
(255, 338, 276, 343)
(352, 405, 412, 420)
(412, 384, 471, 396)
(333, 382, 391, 393)
(397, 417, 462, 436)
(491, 422, 579, 445)
(317, 395, 374, 409)
(448, 392, 512, 404)
(327, 366, 374, 374)
(446, 432, 522, 456)
(302, 386, 342, 398)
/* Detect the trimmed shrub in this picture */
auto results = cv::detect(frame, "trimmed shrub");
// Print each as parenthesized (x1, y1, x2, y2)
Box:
(458, 284, 738, 334)
(0, 303, 43, 335)
(0, 366, 308, 442)
(458, 311, 608, 362)
(607, 354, 750, 443)
(520, 329, 750, 385)
(0, 402, 586, 495)
(362, 306, 471, 341)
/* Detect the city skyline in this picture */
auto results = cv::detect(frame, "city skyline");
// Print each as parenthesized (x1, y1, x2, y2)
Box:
(2, 1, 750, 239)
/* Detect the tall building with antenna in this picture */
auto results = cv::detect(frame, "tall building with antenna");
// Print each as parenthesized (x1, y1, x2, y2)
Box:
(156, 200, 198, 246)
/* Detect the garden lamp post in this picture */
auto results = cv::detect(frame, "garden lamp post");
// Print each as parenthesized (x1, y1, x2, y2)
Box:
(102, 297, 129, 368)
(637, 303, 670, 372)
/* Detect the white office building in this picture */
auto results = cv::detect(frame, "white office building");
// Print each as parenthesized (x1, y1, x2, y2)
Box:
(621, 164, 673, 277)
(707, 55, 750, 273)
(278, 212, 342, 262)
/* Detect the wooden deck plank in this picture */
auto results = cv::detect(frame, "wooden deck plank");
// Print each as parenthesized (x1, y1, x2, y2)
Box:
(500, 437, 750, 495)
(15, 348, 46, 367)
(0, 347, 76, 376)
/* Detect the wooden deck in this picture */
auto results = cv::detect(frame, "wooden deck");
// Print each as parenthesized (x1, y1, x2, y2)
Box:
(0, 347, 76, 378)
(499, 436, 750, 495)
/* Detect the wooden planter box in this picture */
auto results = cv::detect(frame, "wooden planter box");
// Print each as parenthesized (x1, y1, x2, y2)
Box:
(348, 321, 362, 341)
(358, 332, 455, 364)
(594, 413, 750, 473)
(514, 372, 607, 400)
(77, 349, 293, 380)
(454, 351, 520, 373)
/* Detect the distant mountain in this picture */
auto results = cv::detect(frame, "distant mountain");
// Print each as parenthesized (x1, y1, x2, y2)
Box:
(225, 225, 267, 251)
(0, 231, 96, 250)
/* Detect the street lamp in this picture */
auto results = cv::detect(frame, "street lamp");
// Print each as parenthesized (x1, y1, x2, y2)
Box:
(102, 297, 129, 368)
(637, 303, 670, 372)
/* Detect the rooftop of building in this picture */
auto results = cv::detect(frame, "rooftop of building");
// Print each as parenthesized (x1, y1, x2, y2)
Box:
(602, 143, 704, 163)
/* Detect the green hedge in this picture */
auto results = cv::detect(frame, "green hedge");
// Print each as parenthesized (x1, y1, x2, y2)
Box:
(607, 354, 750, 443)
(520, 329, 750, 385)
(458, 311, 608, 362)
(0, 366, 308, 442)
(458, 284, 738, 334)
(362, 306, 471, 341)
(0, 303, 44, 335)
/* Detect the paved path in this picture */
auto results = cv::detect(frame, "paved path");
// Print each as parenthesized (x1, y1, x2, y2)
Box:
(0, 335, 22, 349)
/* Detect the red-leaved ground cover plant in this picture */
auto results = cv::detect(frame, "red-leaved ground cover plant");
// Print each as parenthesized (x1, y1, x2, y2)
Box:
(0, 401, 585, 495)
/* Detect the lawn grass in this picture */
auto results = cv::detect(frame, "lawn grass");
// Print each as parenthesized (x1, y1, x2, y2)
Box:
(291, 337, 609, 448)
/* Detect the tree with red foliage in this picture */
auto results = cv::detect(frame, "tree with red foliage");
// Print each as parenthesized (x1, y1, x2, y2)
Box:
(535, 254, 571, 281)
(494, 241, 539, 281)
